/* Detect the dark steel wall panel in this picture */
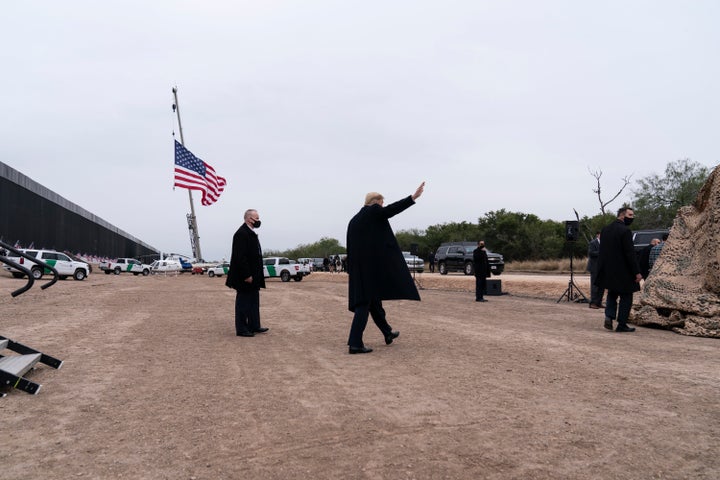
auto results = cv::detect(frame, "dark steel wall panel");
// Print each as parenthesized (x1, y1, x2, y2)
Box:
(1, 162, 158, 258)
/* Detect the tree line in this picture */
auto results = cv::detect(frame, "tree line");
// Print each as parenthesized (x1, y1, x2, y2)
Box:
(267, 159, 711, 262)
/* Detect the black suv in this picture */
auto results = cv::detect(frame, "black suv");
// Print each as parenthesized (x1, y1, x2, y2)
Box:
(434, 242, 504, 276)
(632, 229, 669, 255)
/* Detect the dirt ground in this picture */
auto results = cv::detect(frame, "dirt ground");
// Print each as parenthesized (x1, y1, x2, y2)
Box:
(0, 270, 718, 479)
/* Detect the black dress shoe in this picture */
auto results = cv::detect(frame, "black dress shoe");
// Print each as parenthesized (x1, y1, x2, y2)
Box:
(253, 327, 269, 333)
(616, 325, 636, 333)
(349, 346, 373, 354)
(236, 331, 255, 337)
(604, 318, 614, 330)
(476, 298, 488, 302)
(385, 331, 400, 345)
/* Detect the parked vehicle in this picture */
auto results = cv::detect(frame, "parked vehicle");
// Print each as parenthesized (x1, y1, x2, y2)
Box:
(207, 263, 230, 277)
(191, 266, 206, 275)
(263, 257, 305, 282)
(64, 251, 93, 273)
(632, 229, 670, 255)
(291, 259, 312, 276)
(99, 258, 151, 276)
(149, 259, 183, 274)
(2, 249, 90, 281)
(434, 242, 504, 276)
(402, 251, 424, 273)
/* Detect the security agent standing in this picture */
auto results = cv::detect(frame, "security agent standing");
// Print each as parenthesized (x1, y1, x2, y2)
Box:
(226, 209, 269, 337)
(595, 207, 642, 332)
(473, 241, 491, 302)
(586, 232, 604, 309)
(346, 182, 425, 354)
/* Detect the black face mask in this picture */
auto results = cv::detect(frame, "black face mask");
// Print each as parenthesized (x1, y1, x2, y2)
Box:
(252, 220, 262, 229)
(623, 217, 634, 226)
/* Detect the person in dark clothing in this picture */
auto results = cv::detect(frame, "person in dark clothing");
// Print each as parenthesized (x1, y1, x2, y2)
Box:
(639, 238, 660, 280)
(586, 232, 604, 308)
(473, 241, 490, 302)
(428, 251, 436, 273)
(648, 233, 669, 270)
(595, 207, 642, 333)
(225, 209, 268, 337)
(346, 182, 425, 354)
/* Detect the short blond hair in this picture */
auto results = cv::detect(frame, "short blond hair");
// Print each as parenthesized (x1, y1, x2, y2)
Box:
(364, 192, 384, 206)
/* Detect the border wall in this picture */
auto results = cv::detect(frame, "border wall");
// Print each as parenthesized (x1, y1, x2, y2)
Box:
(0, 161, 158, 259)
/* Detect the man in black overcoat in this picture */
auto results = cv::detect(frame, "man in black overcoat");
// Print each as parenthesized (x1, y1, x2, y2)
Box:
(586, 232, 604, 309)
(226, 209, 268, 337)
(595, 207, 642, 332)
(473, 241, 491, 302)
(346, 182, 425, 354)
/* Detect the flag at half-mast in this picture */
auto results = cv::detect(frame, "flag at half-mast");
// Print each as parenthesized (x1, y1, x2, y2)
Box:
(174, 140, 227, 206)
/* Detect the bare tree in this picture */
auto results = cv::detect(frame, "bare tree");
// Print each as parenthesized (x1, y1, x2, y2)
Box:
(589, 168, 633, 215)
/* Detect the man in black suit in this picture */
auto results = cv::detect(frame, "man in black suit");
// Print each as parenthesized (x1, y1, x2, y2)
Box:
(226, 209, 268, 337)
(586, 232, 604, 309)
(473, 241, 490, 302)
(346, 182, 425, 354)
(596, 207, 642, 332)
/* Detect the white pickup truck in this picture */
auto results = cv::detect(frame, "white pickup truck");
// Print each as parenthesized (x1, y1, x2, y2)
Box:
(263, 257, 310, 282)
(99, 258, 151, 276)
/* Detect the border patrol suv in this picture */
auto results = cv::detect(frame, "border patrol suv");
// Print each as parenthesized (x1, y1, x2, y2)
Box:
(3, 249, 91, 281)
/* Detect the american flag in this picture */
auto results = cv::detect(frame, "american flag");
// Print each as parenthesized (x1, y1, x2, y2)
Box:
(174, 140, 227, 206)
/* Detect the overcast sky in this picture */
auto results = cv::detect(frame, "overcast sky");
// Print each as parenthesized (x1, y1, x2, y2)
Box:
(3, 1, 719, 261)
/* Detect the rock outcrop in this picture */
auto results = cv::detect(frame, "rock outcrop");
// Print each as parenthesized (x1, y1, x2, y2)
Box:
(634, 166, 720, 338)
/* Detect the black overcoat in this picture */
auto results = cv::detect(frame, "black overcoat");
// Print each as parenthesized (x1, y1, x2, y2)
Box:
(225, 223, 266, 291)
(595, 220, 640, 293)
(473, 248, 490, 278)
(347, 196, 420, 311)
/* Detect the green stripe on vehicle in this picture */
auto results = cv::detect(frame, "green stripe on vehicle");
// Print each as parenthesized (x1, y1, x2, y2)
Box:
(43, 259, 57, 273)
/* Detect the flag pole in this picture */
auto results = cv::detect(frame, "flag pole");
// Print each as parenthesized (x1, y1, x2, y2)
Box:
(172, 86, 203, 262)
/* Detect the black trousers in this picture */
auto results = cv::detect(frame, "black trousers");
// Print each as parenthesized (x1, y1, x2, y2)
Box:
(235, 289, 261, 334)
(605, 290, 633, 328)
(475, 276, 487, 300)
(589, 269, 605, 306)
(348, 300, 392, 348)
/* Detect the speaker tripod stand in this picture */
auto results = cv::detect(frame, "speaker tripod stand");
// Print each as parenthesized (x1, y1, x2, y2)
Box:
(409, 244, 424, 290)
(412, 255, 424, 290)
(557, 250, 588, 303)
